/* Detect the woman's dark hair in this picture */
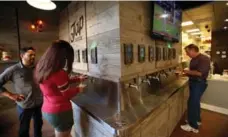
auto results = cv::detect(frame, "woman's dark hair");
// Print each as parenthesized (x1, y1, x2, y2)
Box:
(35, 40, 74, 83)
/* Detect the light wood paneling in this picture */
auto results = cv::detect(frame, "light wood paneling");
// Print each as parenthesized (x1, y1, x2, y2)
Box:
(119, 1, 181, 78)
(68, 1, 87, 72)
(119, 1, 156, 77)
(87, 29, 121, 79)
(86, 2, 119, 38)
(60, 1, 120, 79)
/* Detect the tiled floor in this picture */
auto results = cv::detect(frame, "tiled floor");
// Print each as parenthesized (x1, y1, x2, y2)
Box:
(1, 107, 228, 137)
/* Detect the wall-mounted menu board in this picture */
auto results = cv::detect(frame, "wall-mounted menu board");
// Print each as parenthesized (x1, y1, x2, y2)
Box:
(138, 45, 145, 63)
(124, 44, 133, 65)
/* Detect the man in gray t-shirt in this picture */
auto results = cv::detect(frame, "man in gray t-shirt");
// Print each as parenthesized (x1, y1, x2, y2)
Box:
(181, 44, 210, 133)
(0, 47, 43, 137)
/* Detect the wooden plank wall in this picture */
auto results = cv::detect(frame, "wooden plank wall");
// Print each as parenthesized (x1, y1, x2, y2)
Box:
(86, 1, 120, 80)
(68, 1, 87, 73)
(59, 6, 69, 42)
(0, 5, 19, 60)
(59, 1, 121, 81)
(18, 6, 59, 59)
(59, 1, 182, 81)
(119, 1, 181, 79)
(0, 3, 59, 60)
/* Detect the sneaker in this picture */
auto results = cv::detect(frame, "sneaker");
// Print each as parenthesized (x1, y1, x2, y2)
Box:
(181, 124, 199, 133)
(185, 120, 202, 126)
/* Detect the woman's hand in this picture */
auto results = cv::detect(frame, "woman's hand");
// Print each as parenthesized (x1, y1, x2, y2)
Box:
(70, 75, 88, 82)
(78, 84, 86, 93)
(78, 75, 88, 81)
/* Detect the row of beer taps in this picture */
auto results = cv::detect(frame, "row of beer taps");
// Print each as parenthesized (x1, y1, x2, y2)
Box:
(125, 67, 177, 91)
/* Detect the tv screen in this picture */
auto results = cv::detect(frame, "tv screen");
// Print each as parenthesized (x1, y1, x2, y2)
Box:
(151, 1, 182, 42)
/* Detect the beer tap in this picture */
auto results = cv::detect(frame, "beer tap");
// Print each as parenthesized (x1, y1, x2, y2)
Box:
(142, 75, 151, 86)
(89, 77, 95, 83)
(162, 70, 169, 78)
(125, 78, 139, 91)
(152, 72, 160, 81)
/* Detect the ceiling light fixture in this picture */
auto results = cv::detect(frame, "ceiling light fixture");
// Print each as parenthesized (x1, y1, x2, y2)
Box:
(186, 29, 200, 33)
(160, 13, 169, 18)
(224, 26, 228, 30)
(226, 3, 228, 6)
(225, 19, 228, 22)
(200, 36, 205, 38)
(191, 32, 201, 35)
(26, 0, 56, 10)
(181, 21, 194, 26)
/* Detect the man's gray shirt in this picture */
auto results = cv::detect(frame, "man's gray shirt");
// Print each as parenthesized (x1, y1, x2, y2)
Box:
(0, 62, 42, 109)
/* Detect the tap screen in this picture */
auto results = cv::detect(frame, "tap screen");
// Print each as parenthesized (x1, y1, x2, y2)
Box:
(75, 49, 80, 62)
(82, 48, 88, 63)
(91, 47, 97, 64)
(156, 47, 161, 61)
(124, 44, 133, 65)
(149, 46, 155, 62)
(172, 48, 176, 59)
(138, 45, 145, 63)
(168, 48, 172, 60)
(163, 47, 167, 61)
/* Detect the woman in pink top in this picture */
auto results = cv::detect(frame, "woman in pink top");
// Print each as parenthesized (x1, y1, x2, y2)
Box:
(34, 40, 86, 137)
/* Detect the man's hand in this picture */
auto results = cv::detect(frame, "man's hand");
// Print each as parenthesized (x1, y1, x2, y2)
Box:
(0, 91, 25, 102)
(183, 69, 190, 75)
(183, 69, 202, 77)
(8, 93, 25, 102)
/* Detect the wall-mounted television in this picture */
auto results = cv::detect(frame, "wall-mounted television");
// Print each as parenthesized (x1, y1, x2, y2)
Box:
(151, 1, 182, 43)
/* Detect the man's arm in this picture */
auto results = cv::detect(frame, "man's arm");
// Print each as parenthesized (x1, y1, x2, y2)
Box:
(184, 56, 210, 77)
(0, 67, 24, 101)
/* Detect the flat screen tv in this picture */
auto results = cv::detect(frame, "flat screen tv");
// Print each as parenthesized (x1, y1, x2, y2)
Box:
(151, 1, 182, 43)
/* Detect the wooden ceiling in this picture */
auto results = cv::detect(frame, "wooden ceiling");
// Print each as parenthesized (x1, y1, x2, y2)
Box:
(182, 1, 228, 38)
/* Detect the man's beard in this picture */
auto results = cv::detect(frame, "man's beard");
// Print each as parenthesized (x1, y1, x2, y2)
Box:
(29, 59, 35, 66)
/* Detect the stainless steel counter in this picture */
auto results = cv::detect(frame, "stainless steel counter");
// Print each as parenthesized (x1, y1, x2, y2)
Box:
(71, 76, 188, 133)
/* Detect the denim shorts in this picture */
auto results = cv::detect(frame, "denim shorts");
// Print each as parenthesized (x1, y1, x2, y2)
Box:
(42, 110, 74, 132)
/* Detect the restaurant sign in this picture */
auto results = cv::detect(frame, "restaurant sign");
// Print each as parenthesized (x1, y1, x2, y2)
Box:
(70, 15, 84, 43)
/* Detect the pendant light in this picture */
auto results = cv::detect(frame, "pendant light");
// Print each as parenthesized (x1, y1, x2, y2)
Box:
(26, 0, 56, 10)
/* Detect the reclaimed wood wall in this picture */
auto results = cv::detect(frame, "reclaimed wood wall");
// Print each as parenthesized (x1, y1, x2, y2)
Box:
(59, 1, 182, 81)
(119, 1, 181, 79)
(0, 5, 18, 60)
(69, 1, 87, 73)
(59, 1, 121, 81)
(86, 1, 121, 80)
(0, 3, 59, 60)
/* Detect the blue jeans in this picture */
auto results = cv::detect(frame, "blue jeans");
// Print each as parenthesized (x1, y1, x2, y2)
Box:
(17, 105, 43, 137)
(188, 79, 207, 129)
